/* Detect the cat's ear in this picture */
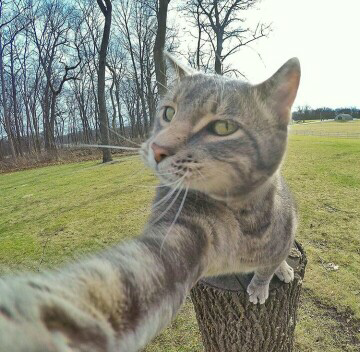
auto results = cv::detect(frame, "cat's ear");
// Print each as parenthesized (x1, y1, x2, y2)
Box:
(164, 50, 195, 81)
(256, 58, 301, 124)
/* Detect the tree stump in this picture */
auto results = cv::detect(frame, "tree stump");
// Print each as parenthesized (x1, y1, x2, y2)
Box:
(190, 242, 307, 352)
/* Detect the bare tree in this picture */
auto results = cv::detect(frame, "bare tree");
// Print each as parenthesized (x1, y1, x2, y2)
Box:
(29, 0, 83, 153)
(0, 0, 29, 158)
(96, 0, 112, 162)
(153, 0, 170, 97)
(183, 0, 271, 75)
(115, 0, 151, 136)
(107, 46, 126, 136)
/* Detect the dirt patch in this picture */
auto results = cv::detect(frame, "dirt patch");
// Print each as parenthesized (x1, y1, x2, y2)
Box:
(301, 287, 360, 349)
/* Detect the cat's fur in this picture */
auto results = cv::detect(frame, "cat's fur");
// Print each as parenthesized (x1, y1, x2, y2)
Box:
(0, 55, 300, 351)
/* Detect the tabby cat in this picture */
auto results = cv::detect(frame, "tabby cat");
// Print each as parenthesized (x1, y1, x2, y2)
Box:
(0, 54, 300, 351)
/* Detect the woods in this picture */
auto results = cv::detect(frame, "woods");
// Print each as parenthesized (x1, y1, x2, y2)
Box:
(0, 0, 269, 162)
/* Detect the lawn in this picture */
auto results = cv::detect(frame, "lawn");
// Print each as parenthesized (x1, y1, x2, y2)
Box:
(0, 136, 359, 351)
(290, 119, 360, 134)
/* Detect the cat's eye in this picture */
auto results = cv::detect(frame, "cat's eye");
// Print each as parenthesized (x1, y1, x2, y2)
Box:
(163, 106, 175, 122)
(211, 120, 238, 136)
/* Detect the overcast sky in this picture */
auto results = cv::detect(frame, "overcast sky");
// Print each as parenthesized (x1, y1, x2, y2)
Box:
(172, 0, 360, 109)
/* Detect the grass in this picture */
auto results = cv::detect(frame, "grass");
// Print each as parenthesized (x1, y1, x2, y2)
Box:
(0, 135, 359, 351)
(0, 156, 156, 271)
(290, 119, 360, 133)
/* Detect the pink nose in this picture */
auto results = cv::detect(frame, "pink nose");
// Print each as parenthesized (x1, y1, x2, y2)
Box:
(151, 143, 170, 164)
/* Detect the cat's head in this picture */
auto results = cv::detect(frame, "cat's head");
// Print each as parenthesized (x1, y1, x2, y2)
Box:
(141, 54, 300, 200)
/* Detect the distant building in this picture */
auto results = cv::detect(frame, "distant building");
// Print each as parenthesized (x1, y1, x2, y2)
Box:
(335, 114, 353, 121)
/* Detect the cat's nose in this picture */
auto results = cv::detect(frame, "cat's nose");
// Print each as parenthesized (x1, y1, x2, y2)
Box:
(151, 143, 171, 164)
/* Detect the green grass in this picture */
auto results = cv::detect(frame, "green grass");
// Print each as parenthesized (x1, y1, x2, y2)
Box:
(0, 157, 156, 271)
(290, 119, 360, 133)
(291, 119, 319, 124)
(0, 136, 359, 351)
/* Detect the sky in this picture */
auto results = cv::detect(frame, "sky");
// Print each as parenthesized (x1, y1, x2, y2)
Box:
(172, 0, 360, 109)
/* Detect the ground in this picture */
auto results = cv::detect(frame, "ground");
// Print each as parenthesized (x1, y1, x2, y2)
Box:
(0, 122, 359, 351)
(290, 119, 360, 134)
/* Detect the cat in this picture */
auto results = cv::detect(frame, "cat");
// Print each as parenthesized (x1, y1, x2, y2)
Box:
(0, 54, 300, 352)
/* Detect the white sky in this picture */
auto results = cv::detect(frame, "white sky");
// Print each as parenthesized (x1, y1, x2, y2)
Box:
(172, 0, 360, 109)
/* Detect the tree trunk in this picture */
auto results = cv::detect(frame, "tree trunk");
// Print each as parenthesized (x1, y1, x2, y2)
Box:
(114, 78, 125, 136)
(123, 10, 149, 136)
(10, 42, 23, 156)
(109, 77, 117, 141)
(153, 0, 169, 97)
(0, 36, 16, 160)
(97, 0, 112, 163)
(191, 242, 307, 352)
(215, 35, 223, 75)
(49, 92, 58, 154)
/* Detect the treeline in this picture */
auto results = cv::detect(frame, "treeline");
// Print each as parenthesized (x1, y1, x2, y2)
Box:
(0, 0, 269, 162)
(0, 0, 166, 160)
(293, 106, 360, 121)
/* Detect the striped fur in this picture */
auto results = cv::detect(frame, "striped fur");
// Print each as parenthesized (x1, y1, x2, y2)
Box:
(0, 57, 300, 351)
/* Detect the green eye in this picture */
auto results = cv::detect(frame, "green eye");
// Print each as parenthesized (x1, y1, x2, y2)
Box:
(211, 120, 238, 136)
(164, 106, 175, 122)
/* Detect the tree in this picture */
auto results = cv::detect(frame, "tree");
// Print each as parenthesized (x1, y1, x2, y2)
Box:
(96, 0, 113, 162)
(191, 243, 307, 352)
(153, 0, 170, 97)
(30, 0, 83, 153)
(0, 0, 29, 158)
(183, 0, 270, 75)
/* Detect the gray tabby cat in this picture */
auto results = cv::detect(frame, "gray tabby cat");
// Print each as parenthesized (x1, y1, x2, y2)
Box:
(0, 54, 300, 352)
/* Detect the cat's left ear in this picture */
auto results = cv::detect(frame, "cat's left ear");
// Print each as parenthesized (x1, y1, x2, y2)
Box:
(256, 58, 301, 124)
(164, 50, 195, 81)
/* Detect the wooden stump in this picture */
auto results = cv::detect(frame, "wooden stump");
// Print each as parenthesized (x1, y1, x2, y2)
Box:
(190, 242, 307, 352)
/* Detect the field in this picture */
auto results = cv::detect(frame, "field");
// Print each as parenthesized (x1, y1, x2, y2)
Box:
(290, 119, 360, 136)
(1, 130, 360, 351)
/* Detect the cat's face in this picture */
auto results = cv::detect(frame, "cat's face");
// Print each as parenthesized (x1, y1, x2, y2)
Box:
(141, 58, 300, 200)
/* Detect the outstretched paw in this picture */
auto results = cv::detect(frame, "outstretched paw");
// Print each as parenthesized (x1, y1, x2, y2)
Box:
(247, 281, 269, 305)
(275, 261, 294, 283)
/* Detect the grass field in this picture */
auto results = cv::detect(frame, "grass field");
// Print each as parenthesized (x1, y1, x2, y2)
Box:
(1, 134, 359, 351)
(290, 119, 360, 134)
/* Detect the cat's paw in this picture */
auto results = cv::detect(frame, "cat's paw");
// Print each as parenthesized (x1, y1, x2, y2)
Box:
(275, 261, 294, 283)
(247, 281, 269, 304)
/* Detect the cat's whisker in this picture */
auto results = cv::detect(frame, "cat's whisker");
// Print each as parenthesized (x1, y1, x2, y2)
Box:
(160, 184, 189, 256)
(151, 177, 185, 210)
(63, 144, 140, 151)
(195, 168, 207, 181)
(136, 176, 185, 189)
(150, 182, 184, 226)
(123, 164, 151, 181)
(154, 171, 178, 176)
(113, 154, 141, 163)
(68, 155, 139, 175)
(106, 126, 142, 147)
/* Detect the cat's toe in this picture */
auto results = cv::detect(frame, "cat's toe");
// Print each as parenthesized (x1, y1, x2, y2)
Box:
(275, 262, 294, 283)
(247, 283, 269, 305)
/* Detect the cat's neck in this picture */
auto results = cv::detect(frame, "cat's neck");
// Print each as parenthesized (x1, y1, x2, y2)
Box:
(211, 173, 278, 212)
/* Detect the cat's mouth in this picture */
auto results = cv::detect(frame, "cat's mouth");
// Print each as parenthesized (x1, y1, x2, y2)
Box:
(156, 160, 205, 188)
(141, 142, 206, 189)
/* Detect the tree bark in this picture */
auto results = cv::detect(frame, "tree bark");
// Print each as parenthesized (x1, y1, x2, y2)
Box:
(0, 35, 16, 159)
(122, 6, 149, 136)
(10, 41, 23, 156)
(191, 242, 307, 352)
(97, 0, 112, 163)
(153, 0, 169, 97)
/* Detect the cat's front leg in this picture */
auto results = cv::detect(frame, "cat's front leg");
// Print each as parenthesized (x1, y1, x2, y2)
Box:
(275, 260, 294, 283)
(247, 265, 278, 304)
(247, 260, 294, 304)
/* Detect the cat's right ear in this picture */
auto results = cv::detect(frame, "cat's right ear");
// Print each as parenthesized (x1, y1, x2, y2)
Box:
(256, 58, 301, 125)
(164, 51, 195, 81)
